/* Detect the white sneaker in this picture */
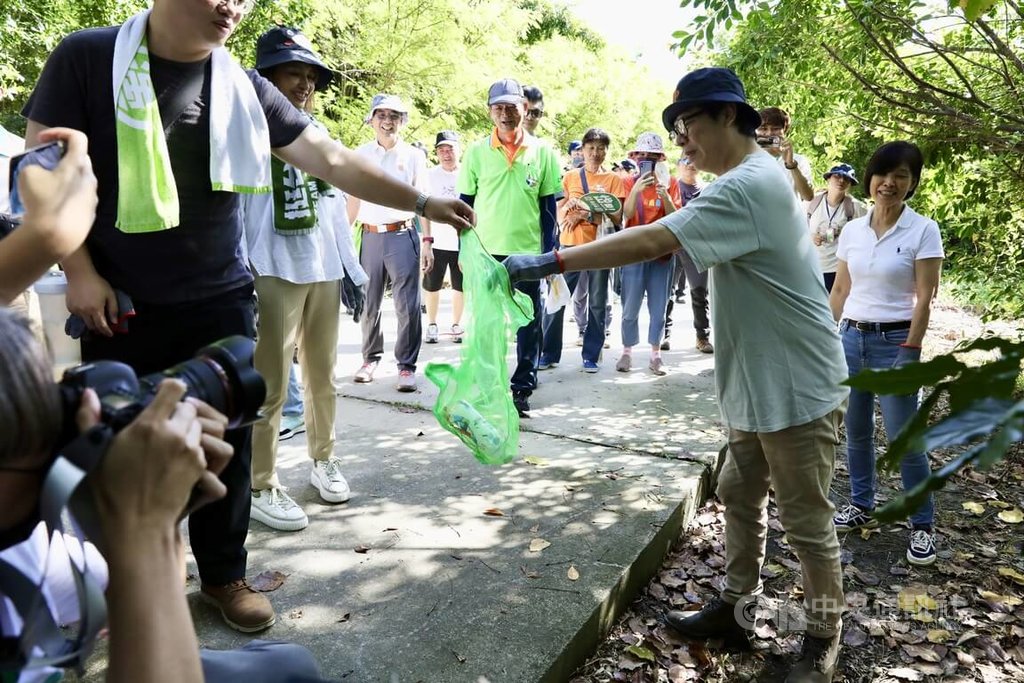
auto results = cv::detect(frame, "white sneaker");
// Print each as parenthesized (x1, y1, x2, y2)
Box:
(311, 457, 351, 503)
(250, 488, 308, 531)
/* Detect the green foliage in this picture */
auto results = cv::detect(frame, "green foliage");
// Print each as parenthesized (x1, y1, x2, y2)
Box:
(1, 0, 667, 165)
(845, 336, 1024, 522)
(672, 0, 1024, 321)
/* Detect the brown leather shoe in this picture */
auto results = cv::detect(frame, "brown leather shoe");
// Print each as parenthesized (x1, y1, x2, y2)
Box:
(201, 579, 276, 633)
(696, 338, 714, 354)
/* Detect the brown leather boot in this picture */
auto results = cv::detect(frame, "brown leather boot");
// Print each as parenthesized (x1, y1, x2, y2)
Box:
(201, 579, 276, 633)
(785, 632, 840, 682)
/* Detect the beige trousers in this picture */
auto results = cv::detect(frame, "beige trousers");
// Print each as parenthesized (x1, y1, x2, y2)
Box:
(251, 276, 341, 490)
(717, 407, 846, 637)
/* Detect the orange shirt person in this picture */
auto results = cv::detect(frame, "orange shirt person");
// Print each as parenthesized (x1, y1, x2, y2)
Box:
(539, 128, 625, 373)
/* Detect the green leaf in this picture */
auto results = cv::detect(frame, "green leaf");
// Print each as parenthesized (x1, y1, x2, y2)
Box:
(626, 645, 656, 663)
(956, 0, 999, 21)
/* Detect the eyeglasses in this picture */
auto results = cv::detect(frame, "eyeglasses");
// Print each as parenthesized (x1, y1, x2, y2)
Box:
(673, 111, 704, 138)
(525, 109, 545, 120)
(219, 0, 254, 12)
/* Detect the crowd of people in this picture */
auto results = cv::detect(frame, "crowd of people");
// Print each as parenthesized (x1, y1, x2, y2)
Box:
(0, 1, 946, 682)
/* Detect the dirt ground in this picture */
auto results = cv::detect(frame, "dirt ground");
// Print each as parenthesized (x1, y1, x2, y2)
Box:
(570, 299, 1024, 682)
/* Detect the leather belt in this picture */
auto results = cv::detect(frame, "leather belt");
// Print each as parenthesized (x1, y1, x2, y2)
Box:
(362, 220, 413, 233)
(845, 319, 911, 333)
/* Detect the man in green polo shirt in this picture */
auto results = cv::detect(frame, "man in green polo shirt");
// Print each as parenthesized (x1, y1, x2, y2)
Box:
(457, 78, 561, 417)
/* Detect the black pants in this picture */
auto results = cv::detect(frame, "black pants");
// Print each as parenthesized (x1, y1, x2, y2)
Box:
(664, 250, 709, 340)
(81, 284, 256, 585)
(492, 255, 541, 396)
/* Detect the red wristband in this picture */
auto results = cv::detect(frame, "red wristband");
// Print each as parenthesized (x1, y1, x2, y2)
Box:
(899, 343, 921, 349)
(421, 236, 434, 244)
(552, 249, 566, 273)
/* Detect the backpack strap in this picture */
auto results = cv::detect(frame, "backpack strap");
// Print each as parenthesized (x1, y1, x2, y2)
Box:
(806, 191, 826, 219)
(578, 167, 590, 194)
(842, 196, 854, 222)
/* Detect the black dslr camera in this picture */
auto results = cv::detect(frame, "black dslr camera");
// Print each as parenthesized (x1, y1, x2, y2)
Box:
(48, 336, 265, 544)
(58, 335, 265, 438)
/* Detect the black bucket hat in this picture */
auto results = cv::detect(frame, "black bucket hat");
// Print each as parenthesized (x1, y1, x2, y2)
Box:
(661, 67, 761, 134)
(255, 26, 333, 91)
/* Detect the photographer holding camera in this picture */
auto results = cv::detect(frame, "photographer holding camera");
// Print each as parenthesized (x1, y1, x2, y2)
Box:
(0, 307, 326, 683)
(755, 107, 814, 202)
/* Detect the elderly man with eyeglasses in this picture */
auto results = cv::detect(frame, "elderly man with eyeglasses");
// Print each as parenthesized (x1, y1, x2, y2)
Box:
(347, 94, 432, 393)
(22, 0, 473, 635)
(501, 67, 849, 683)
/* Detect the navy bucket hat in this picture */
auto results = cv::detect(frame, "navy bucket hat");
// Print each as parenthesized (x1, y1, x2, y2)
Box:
(824, 163, 859, 185)
(256, 26, 333, 91)
(661, 67, 761, 134)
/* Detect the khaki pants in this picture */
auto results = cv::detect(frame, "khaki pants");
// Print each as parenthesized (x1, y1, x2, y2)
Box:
(717, 407, 846, 637)
(251, 276, 341, 490)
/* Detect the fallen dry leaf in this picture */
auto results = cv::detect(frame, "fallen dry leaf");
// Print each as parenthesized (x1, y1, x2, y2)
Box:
(997, 508, 1023, 524)
(249, 570, 288, 592)
(520, 566, 541, 579)
(978, 590, 1023, 608)
(926, 629, 952, 643)
(567, 565, 580, 581)
(353, 544, 370, 554)
(860, 527, 881, 540)
(962, 501, 986, 515)
(901, 643, 942, 663)
(483, 508, 505, 517)
(887, 666, 923, 681)
(998, 566, 1024, 586)
(529, 538, 552, 553)
(523, 455, 548, 466)
(336, 613, 351, 623)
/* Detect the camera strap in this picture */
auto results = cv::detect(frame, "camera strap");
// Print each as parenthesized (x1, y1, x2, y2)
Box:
(0, 427, 112, 676)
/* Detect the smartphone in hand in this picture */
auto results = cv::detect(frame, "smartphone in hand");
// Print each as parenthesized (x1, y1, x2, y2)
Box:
(638, 159, 655, 177)
(8, 140, 66, 217)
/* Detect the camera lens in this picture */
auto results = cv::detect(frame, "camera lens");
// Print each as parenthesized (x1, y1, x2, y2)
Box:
(144, 336, 265, 428)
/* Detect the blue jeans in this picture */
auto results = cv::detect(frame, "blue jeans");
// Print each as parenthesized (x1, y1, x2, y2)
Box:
(620, 259, 672, 347)
(541, 268, 609, 364)
(283, 363, 303, 417)
(841, 321, 934, 527)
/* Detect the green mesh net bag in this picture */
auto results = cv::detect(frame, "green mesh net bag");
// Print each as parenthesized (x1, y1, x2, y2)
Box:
(425, 229, 534, 464)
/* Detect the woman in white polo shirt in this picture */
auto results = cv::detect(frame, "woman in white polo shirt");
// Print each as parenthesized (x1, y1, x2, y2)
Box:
(828, 141, 944, 567)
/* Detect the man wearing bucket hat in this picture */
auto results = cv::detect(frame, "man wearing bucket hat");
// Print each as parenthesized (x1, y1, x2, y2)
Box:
(347, 93, 430, 393)
(500, 67, 848, 681)
(23, 0, 474, 635)
(806, 163, 867, 292)
(244, 26, 369, 532)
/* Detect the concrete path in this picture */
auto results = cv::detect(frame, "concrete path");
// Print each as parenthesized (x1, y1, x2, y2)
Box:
(88, 291, 726, 682)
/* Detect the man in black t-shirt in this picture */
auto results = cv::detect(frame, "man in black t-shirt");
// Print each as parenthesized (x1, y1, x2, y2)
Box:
(23, 0, 474, 634)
